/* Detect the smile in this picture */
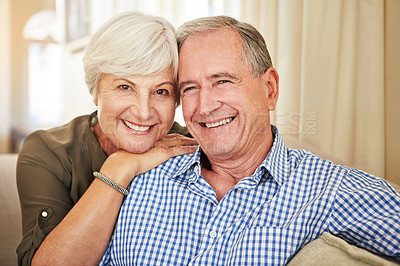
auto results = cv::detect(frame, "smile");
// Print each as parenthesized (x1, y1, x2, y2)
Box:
(204, 117, 234, 128)
(123, 120, 151, 132)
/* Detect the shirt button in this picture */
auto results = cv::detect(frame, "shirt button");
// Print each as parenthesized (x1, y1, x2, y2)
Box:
(41, 211, 48, 218)
(210, 230, 217, 238)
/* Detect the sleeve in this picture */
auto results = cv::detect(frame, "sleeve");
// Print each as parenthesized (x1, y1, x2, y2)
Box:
(16, 132, 74, 266)
(168, 122, 191, 137)
(328, 168, 400, 261)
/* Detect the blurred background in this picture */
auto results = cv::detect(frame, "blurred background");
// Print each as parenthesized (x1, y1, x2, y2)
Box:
(0, 0, 399, 184)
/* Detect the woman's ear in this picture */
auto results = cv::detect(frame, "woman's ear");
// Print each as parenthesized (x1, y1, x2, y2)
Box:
(261, 67, 279, 111)
(93, 90, 98, 106)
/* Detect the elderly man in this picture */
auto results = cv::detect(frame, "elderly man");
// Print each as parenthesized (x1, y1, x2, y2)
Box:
(100, 16, 400, 265)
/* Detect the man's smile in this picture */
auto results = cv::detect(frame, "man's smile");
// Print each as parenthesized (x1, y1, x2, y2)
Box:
(200, 117, 235, 128)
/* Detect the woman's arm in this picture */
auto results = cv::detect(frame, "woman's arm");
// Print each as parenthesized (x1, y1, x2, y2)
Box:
(26, 134, 196, 265)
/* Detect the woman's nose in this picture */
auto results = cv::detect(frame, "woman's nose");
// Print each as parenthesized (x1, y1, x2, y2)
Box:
(134, 95, 152, 122)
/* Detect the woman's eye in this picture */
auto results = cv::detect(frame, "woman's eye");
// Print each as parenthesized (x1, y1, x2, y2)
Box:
(118, 85, 131, 91)
(155, 89, 169, 95)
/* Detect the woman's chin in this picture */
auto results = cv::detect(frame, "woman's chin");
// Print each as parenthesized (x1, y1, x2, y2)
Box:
(121, 142, 155, 154)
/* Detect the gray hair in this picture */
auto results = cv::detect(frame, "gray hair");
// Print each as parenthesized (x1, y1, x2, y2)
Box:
(177, 16, 272, 78)
(83, 11, 179, 100)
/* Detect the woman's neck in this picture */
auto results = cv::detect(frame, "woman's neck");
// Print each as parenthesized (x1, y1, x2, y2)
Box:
(91, 122, 118, 156)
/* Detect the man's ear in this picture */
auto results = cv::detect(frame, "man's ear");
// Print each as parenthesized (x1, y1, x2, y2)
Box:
(261, 67, 279, 111)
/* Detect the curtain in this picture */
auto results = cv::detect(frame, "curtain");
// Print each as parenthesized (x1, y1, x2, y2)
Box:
(232, 0, 385, 177)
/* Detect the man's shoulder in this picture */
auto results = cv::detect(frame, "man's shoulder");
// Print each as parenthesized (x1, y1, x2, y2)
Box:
(142, 149, 199, 180)
(287, 147, 348, 174)
(287, 147, 398, 195)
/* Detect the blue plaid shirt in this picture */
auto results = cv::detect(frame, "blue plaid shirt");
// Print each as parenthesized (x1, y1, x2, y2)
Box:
(100, 126, 400, 265)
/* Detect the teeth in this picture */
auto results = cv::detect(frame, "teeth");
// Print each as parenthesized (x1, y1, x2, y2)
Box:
(205, 117, 233, 128)
(123, 120, 150, 132)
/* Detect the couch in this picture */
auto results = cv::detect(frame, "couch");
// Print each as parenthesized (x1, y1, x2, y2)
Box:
(0, 149, 398, 265)
(0, 153, 21, 266)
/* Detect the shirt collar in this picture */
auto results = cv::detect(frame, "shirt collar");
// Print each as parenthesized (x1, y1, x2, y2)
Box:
(261, 125, 289, 187)
(168, 145, 202, 180)
(169, 125, 290, 187)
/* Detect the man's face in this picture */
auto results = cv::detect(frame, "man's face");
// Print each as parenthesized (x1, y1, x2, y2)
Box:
(178, 28, 278, 161)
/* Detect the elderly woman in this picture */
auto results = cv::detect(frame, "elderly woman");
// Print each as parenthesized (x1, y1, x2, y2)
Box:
(16, 12, 196, 265)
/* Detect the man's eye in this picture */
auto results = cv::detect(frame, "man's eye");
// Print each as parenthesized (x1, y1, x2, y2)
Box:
(217, 80, 230, 84)
(118, 85, 131, 90)
(183, 87, 195, 93)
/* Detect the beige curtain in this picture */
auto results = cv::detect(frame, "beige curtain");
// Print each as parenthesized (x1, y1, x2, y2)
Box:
(237, 0, 385, 177)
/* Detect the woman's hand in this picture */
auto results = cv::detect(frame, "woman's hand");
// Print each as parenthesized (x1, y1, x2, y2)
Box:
(99, 134, 197, 188)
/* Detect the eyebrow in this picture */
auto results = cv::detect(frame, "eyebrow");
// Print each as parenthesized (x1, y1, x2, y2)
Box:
(113, 78, 136, 87)
(178, 80, 194, 91)
(155, 81, 175, 88)
(113, 78, 175, 88)
(210, 72, 239, 80)
(178, 72, 239, 90)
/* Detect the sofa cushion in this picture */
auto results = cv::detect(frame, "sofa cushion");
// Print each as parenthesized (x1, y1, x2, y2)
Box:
(287, 232, 399, 266)
(0, 154, 21, 266)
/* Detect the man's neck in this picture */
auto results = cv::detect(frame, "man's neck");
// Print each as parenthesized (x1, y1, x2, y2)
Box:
(200, 132, 274, 201)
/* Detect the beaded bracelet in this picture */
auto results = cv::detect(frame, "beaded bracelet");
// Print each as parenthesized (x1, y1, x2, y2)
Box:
(93, 171, 129, 196)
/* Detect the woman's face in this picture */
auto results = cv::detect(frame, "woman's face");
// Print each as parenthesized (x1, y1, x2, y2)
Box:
(94, 68, 176, 153)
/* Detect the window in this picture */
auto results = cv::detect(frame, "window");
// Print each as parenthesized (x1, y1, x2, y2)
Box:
(27, 43, 63, 126)
(23, 10, 64, 128)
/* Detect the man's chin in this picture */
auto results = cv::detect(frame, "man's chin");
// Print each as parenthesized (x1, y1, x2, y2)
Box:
(199, 141, 235, 158)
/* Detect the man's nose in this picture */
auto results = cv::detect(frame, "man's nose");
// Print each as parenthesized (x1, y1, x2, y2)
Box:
(198, 86, 222, 115)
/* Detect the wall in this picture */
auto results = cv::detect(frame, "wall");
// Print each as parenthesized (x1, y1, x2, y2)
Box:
(385, 0, 400, 184)
(0, 0, 11, 153)
(9, 0, 55, 149)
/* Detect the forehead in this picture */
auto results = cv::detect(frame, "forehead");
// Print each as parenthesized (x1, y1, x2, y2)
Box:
(179, 28, 246, 77)
(104, 68, 174, 81)
(181, 27, 243, 55)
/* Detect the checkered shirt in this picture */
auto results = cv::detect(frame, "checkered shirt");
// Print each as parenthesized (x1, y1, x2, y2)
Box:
(99, 126, 400, 265)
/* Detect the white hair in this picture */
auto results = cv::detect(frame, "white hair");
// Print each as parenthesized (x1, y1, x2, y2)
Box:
(83, 11, 178, 99)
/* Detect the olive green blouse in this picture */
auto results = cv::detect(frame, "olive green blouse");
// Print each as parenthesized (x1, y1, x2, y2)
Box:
(16, 113, 188, 265)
